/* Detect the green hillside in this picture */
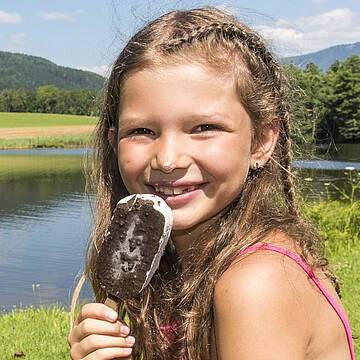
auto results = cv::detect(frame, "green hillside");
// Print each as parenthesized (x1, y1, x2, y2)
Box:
(0, 51, 105, 91)
(283, 42, 360, 72)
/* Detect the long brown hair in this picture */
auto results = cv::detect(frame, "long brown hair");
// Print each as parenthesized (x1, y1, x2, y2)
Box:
(78, 7, 338, 359)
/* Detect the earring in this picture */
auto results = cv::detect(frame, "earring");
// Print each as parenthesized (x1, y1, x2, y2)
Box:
(253, 162, 262, 170)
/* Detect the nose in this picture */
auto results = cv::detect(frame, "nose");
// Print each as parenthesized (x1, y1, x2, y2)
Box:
(150, 133, 190, 173)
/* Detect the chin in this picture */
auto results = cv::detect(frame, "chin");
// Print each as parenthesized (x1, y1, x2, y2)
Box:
(171, 222, 193, 231)
(171, 214, 210, 232)
(171, 218, 197, 231)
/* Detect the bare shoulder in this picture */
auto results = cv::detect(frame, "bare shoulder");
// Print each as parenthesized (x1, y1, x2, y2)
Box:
(213, 248, 311, 359)
(215, 245, 308, 303)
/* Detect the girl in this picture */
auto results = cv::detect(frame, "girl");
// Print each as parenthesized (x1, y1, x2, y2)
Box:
(68, 7, 355, 360)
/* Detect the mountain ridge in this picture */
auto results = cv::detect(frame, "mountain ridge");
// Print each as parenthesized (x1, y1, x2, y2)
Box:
(283, 41, 360, 71)
(0, 50, 105, 91)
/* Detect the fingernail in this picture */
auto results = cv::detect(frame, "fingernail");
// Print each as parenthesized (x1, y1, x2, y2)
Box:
(126, 336, 135, 345)
(105, 310, 118, 321)
(121, 325, 130, 335)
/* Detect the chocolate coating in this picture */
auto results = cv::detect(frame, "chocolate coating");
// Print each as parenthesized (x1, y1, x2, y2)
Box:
(96, 197, 166, 299)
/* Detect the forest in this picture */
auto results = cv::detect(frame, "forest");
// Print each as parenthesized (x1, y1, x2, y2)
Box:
(287, 55, 360, 143)
(0, 86, 100, 116)
(0, 55, 359, 142)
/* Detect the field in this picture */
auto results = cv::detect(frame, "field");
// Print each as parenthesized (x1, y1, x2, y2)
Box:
(0, 112, 96, 148)
(0, 112, 97, 128)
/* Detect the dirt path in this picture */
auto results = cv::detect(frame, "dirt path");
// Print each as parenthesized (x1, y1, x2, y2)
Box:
(0, 125, 95, 139)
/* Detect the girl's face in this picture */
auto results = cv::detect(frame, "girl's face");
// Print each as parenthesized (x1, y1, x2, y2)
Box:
(114, 63, 276, 231)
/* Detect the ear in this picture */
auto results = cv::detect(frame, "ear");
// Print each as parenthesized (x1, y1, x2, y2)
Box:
(250, 118, 279, 169)
(108, 126, 118, 156)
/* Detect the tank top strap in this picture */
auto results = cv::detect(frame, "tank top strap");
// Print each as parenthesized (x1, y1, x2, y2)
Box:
(234, 244, 355, 360)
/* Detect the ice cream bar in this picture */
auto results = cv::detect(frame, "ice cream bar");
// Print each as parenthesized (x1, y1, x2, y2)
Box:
(96, 194, 173, 309)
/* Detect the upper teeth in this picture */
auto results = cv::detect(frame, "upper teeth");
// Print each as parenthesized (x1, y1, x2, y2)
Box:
(154, 185, 197, 195)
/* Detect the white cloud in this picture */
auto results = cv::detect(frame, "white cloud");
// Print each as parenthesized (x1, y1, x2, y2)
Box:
(78, 65, 110, 77)
(257, 26, 304, 43)
(0, 10, 23, 23)
(294, 8, 354, 30)
(255, 8, 360, 56)
(37, 11, 75, 22)
(37, 10, 84, 23)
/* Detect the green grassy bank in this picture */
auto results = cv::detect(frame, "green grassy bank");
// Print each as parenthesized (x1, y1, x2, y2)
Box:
(0, 305, 70, 359)
(0, 112, 96, 149)
(0, 133, 93, 149)
(0, 198, 359, 358)
(0, 112, 97, 127)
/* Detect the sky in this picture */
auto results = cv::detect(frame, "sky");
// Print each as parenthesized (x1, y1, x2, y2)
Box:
(1, 0, 360, 76)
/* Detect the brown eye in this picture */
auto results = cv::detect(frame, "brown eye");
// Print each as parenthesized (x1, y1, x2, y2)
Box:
(193, 124, 221, 133)
(128, 128, 155, 136)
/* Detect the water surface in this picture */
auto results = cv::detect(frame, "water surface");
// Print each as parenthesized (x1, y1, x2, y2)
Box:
(0, 149, 93, 311)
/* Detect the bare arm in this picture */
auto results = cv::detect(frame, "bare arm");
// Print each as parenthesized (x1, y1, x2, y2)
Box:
(213, 252, 310, 359)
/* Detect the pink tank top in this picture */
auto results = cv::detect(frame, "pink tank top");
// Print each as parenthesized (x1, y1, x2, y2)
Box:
(160, 244, 355, 359)
(236, 244, 355, 360)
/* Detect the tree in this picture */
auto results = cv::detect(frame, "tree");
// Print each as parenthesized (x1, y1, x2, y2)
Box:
(285, 62, 324, 144)
(322, 55, 360, 142)
(36, 85, 60, 113)
(336, 56, 360, 141)
(302, 62, 324, 142)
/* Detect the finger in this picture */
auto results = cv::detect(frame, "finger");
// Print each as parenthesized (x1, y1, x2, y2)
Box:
(70, 334, 135, 359)
(71, 318, 129, 344)
(82, 346, 133, 360)
(81, 334, 135, 355)
(74, 303, 119, 326)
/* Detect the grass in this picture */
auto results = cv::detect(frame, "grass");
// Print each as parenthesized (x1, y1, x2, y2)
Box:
(0, 305, 70, 359)
(0, 112, 97, 127)
(0, 133, 93, 149)
(303, 200, 360, 254)
(0, 112, 97, 149)
(328, 247, 360, 356)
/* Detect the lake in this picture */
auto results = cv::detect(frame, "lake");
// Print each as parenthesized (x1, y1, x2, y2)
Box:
(0, 145, 359, 312)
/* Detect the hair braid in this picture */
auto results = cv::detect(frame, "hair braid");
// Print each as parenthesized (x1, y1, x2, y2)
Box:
(279, 106, 298, 215)
(163, 22, 277, 77)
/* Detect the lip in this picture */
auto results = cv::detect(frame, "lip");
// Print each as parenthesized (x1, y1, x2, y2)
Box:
(146, 182, 207, 206)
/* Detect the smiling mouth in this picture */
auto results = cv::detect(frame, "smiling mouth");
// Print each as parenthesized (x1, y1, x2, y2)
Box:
(151, 184, 204, 196)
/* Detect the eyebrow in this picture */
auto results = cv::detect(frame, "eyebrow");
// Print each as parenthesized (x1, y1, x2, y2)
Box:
(119, 112, 230, 124)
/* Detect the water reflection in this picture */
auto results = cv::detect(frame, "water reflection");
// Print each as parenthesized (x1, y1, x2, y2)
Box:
(0, 149, 93, 311)
(316, 143, 360, 162)
(293, 143, 360, 201)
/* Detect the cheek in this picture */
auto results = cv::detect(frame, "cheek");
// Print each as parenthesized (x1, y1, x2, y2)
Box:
(117, 144, 145, 185)
(201, 138, 252, 179)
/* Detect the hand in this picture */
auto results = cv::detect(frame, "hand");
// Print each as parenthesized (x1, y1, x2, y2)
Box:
(68, 303, 134, 359)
